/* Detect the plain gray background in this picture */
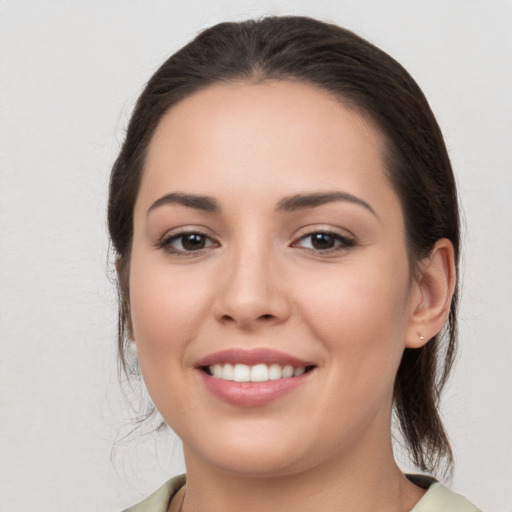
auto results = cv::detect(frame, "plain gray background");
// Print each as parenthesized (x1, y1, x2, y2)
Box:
(1, 1, 511, 510)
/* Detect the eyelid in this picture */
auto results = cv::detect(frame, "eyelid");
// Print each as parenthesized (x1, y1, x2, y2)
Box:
(155, 226, 220, 255)
(291, 224, 356, 241)
(156, 225, 211, 242)
(154, 224, 356, 256)
(290, 226, 357, 253)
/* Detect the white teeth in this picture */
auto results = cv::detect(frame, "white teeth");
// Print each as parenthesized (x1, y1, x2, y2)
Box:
(208, 363, 309, 382)
(268, 363, 282, 380)
(293, 366, 305, 377)
(212, 364, 223, 378)
(250, 363, 269, 382)
(233, 364, 251, 382)
(221, 363, 234, 381)
(282, 365, 294, 378)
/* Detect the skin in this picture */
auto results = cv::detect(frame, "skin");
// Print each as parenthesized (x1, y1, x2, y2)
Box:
(129, 81, 455, 512)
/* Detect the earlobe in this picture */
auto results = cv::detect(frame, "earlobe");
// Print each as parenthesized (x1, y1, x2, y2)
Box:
(406, 238, 456, 348)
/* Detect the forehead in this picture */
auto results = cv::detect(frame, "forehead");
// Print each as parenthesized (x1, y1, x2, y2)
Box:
(138, 80, 397, 216)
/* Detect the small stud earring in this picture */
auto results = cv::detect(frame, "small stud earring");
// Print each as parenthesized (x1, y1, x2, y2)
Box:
(419, 334, 425, 341)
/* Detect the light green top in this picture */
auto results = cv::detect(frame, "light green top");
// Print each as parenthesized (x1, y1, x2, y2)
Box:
(122, 473, 482, 512)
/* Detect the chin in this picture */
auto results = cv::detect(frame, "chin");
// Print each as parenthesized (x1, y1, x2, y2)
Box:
(184, 428, 316, 478)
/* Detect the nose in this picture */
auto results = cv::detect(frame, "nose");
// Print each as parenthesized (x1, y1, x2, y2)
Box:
(212, 243, 291, 331)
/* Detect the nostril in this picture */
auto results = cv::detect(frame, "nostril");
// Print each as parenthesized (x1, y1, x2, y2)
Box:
(259, 314, 274, 320)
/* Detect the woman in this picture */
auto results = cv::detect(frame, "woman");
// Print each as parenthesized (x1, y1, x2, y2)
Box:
(109, 16, 481, 511)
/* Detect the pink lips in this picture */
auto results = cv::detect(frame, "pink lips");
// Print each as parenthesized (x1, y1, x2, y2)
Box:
(194, 348, 315, 407)
(195, 348, 313, 368)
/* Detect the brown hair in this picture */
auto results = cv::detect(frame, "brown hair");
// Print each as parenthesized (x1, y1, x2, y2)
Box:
(108, 16, 460, 475)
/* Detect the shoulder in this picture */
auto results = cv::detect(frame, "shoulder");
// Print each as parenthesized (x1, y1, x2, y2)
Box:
(121, 474, 186, 512)
(408, 475, 482, 512)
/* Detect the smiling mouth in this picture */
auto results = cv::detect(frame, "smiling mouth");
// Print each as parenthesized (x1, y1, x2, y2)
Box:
(201, 363, 316, 382)
(196, 350, 317, 406)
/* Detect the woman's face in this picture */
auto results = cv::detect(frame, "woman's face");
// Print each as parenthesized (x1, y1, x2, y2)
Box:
(129, 81, 423, 477)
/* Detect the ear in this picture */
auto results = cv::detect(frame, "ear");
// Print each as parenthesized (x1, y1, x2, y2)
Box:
(406, 238, 456, 348)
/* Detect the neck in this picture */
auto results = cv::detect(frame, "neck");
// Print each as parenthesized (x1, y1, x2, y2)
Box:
(180, 434, 425, 512)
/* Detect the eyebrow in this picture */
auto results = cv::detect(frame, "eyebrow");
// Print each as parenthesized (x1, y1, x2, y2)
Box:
(275, 191, 378, 217)
(147, 192, 220, 214)
(147, 190, 377, 218)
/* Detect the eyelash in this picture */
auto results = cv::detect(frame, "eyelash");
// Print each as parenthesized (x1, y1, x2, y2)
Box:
(157, 230, 218, 255)
(292, 230, 356, 254)
(157, 229, 356, 256)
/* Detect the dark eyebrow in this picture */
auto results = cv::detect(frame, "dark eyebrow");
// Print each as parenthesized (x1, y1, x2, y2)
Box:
(275, 191, 378, 218)
(147, 192, 220, 214)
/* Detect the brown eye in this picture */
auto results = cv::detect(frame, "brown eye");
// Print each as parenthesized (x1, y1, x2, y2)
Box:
(294, 231, 356, 252)
(159, 232, 218, 254)
(180, 233, 207, 251)
(310, 233, 337, 250)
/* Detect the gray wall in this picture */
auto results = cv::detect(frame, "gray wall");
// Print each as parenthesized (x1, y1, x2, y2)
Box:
(0, 1, 510, 510)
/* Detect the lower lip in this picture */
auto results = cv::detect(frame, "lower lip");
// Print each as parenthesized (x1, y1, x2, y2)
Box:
(198, 371, 310, 407)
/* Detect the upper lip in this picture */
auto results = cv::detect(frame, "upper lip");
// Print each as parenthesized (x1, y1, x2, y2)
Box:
(194, 348, 315, 368)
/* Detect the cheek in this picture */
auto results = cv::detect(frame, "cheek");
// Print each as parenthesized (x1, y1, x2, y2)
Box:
(128, 253, 212, 378)
(127, 258, 215, 423)
(294, 257, 411, 369)
(131, 257, 201, 338)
